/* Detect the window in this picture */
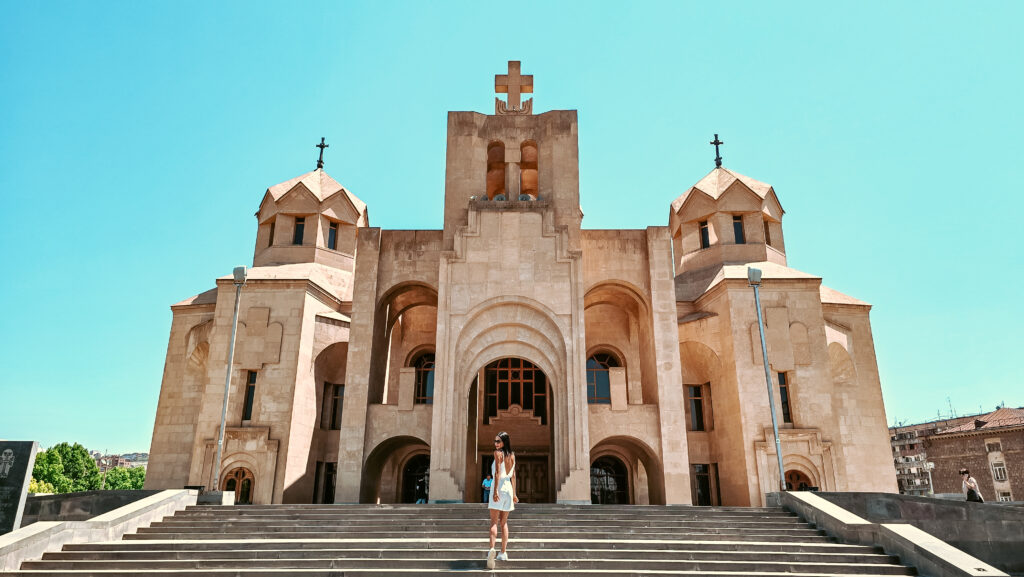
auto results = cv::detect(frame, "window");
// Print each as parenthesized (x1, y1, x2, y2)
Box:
(992, 462, 1008, 482)
(691, 463, 720, 506)
(586, 353, 619, 404)
(986, 442, 1002, 453)
(998, 491, 1013, 502)
(413, 353, 435, 404)
(687, 385, 706, 431)
(483, 358, 547, 424)
(268, 220, 276, 247)
(908, 444, 915, 451)
(590, 456, 629, 504)
(327, 222, 339, 250)
(699, 220, 710, 249)
(292, 216, 305, 245)
(763, 218, 773, 246)
(778, 372, 792, 423)
(242, 371, 257, 420)
(322, 383, 344, 430)
(733, 215, 746, 244)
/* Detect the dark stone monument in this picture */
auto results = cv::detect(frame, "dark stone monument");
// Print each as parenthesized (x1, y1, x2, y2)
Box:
(0, 441, 38, 534)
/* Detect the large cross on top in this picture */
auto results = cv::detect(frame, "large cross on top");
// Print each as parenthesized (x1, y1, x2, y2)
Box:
(316, 137, 328, 170)
(495, 61, 533, 110)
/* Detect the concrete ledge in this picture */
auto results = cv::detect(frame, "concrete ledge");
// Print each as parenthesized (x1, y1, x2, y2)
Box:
(0, 489, 196, 572)
(771, 491, 1008, 577)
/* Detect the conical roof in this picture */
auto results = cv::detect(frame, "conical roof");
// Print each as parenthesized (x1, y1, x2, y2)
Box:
(265, 168, 367, 215)
(671, 167, 776, 214)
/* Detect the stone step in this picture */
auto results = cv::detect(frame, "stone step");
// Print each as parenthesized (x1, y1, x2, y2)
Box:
(63, 538, 878, 554)
(3, 572, 920, 577)
(184, 505, 788, 513)
(148, 520, 812, 531)
(170, 512, 800, 522)
(159, 515, 803, 525)
(124, 530, 831, 542)
(42, 547, 901, 564)
(19, 557, 914, 574)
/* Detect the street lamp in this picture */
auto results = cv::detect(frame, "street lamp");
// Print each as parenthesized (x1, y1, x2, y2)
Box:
(748, 267, 787, 493)
(211, 266, 247, 494)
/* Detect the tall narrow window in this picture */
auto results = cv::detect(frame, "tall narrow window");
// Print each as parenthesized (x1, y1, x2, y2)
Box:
(293, 216, 305, 245)
(586, 353, 619, 404)
(242, 371, 257, 420)
(733, 215, 746, 244)
(778, 372, 792, 423)
(699, 221, 710, 249)
(687, 385, 706, 431)
(413, 353, 435, 404)
(268, 220, 276, 247)
(327, 222, 339, 250)
(322, 383, 344, 430)
(992, 462, 1008, 482)
(486, 142, 506, 199)
(763, 218, 772, 246)
(691, 464, 720, 506)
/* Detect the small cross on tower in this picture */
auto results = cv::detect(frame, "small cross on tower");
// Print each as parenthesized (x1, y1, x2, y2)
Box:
(316, 137, 329, 170)
(495, 61, 534, 115)
(710, 134, 724, 168)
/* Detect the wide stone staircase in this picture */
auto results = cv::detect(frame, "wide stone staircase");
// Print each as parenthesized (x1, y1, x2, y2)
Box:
(11, 504, 917, 576)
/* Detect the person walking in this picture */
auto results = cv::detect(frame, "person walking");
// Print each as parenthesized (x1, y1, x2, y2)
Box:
(485, 431, 518, 568)
(960, 468, 984, 502)
(482, 474, 493, 503)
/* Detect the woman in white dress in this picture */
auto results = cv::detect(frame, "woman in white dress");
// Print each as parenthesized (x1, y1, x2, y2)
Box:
(485, 431, 518, 568)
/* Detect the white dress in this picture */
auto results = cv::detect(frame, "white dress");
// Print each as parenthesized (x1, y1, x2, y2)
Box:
(488, 456, 515, 512)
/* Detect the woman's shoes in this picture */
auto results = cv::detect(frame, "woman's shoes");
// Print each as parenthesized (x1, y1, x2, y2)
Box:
(485, 547, 496, 569)
(496, 552, 509, 561)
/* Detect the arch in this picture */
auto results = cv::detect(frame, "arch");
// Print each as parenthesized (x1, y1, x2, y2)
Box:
(399, 452, 431, 503)
(590, 435, 665, 505)
(584, 280, 656, 404)
(361, 435, 430, 503)
(828, 342, 857, 386)
(586, 351, 620, 405)
(783, 453, 821, 489)
(520, 140, 538, 198)
(221, 466, 256, 505)
(370, 281, 440, 405)
(678, 340, 722, 383)
(590, 455, 629, 504)
(585, 343, 627, 367)
(486, 141, 506, 199)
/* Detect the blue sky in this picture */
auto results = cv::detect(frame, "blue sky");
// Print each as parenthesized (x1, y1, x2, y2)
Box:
(1, 2, 1021, 453)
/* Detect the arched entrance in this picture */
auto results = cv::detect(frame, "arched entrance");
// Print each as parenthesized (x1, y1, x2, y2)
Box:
(591, 456, 629, 504)
(401, 454, 431, 503)
(786, 469, 813, 491)
(468, 357, 554, 503)
(222, 467, 254, 505)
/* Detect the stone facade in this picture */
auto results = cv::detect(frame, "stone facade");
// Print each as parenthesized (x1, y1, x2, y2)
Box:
(923, 407, 1024, 502)
(145, 61, 897, 506)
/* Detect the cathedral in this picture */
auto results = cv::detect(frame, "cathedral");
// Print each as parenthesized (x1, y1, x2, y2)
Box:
(145, 61, 897, 506)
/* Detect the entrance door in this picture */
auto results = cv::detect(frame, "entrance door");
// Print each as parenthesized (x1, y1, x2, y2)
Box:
(515, 457, 549, 503)
(222, 467, 255, 505)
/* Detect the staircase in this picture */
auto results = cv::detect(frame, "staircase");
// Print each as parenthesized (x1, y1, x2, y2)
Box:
(11, 503, 916, 576)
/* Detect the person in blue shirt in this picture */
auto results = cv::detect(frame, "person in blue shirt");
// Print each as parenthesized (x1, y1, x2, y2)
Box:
(481, 474, 493, 503)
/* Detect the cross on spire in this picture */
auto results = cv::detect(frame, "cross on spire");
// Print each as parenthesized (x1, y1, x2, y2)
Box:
(315, 137, 329, 170)
(495, 61, 533, 113)
(710, 134, 724, 168)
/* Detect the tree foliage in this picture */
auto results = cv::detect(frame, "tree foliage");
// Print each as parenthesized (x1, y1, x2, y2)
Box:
(103, 466, 146, 490)
(31, 443, 101, 493)
(29, 477, 56, 494)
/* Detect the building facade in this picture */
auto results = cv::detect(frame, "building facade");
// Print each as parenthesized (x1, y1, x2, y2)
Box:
(889, 416, 976, 496)
(145, 62, 897, 506)
(925, 407, 1024, 502)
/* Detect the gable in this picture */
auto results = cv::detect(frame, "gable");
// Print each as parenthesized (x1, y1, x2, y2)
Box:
(716, 180, 763, 213)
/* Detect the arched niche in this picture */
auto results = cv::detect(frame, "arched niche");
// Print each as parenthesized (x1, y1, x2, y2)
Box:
(520, 140, 538, 198)
(368, 282, 439, 405)
(361, 435, 430, 503)
(584, 281, 656, 404)
(486, 141, 506, 199)
(590, 435, 665, 505)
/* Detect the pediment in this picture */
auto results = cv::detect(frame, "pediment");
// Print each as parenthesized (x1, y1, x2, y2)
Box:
(762, 189, 784, 219)
(320, 190, 362, 224)
(676, 191, 717, 223)
(716, 180, 764, 212)
(277, 182, 321, 213)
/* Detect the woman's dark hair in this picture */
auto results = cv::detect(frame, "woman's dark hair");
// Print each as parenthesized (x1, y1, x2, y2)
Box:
(496, 431, 513, 457)
(960, 468, 970, 475)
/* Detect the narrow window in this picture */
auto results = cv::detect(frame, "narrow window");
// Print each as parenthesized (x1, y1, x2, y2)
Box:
(323, 462, 337, 504)
(242, 371, 257, 420)
(292, 216, 305, 245)
(312, 461, 324, 503)
(268, 221, 276, 247)
(733, 215, 746, 244)
(691, 464, 719, 506)
(778, 372, 792, 423)
(687, 385, 705, 431)
(992, 462, 1008, 482)
(586, 353, 619, 404)
(413, 353, 435, 404)
(763, 218, 772, 246)
(986, 442, 1002, 453)
(699, 220, 710, 249)
(327, 222, 339, 250)
(322, 383, 344, 430)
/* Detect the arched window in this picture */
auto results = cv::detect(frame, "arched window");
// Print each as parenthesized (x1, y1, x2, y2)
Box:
(486, 142, 506, 199)
(401, 454, 431, 503)
(520, 141, 538, 198)
(591, 456, 629, 504)
(412, 353, 435, 404)
(483, 358, 547, 424)
(586, 352, 620, 404)
(222, 467, 255, 505)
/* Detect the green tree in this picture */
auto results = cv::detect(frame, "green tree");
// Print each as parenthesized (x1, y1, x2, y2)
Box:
(31, 448, 72, 493)
(103, 466, 146, 490)
(29, 477, 56, 494)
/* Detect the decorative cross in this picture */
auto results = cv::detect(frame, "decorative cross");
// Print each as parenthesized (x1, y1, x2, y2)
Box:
(710, 134, 724, 168)
(495, 61, 533, 110)
(316, 137, 329, 170)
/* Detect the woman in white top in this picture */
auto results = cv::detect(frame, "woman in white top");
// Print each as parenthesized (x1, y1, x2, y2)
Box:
(485, 431, 518, 568)
(960, 468, 984, 502)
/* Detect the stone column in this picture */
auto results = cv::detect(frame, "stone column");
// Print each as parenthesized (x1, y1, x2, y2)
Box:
(505, 148, 522, 199)
(647, 226, 692, 504)
(334, 228, 382, 503)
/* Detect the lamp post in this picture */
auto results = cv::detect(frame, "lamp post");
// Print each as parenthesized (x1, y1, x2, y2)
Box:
(211, 266, 247, 494)
(748, 267, 787, 493)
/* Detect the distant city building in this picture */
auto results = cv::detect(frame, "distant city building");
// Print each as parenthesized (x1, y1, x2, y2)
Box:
(925, 407, 1024, 502)
(889, 416, 976, 496)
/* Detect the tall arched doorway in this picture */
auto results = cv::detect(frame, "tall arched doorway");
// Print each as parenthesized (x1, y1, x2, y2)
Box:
(222, 467, 254, 505)
(401, 454, 431, 503)
(591, 456, 630, 504)
(468, 357, 554, 503)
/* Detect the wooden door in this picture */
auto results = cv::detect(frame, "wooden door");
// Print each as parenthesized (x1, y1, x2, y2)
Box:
(514, 457, 550, 503)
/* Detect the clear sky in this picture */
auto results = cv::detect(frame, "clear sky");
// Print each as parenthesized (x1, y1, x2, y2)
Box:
(1, 2, 1021, 453)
